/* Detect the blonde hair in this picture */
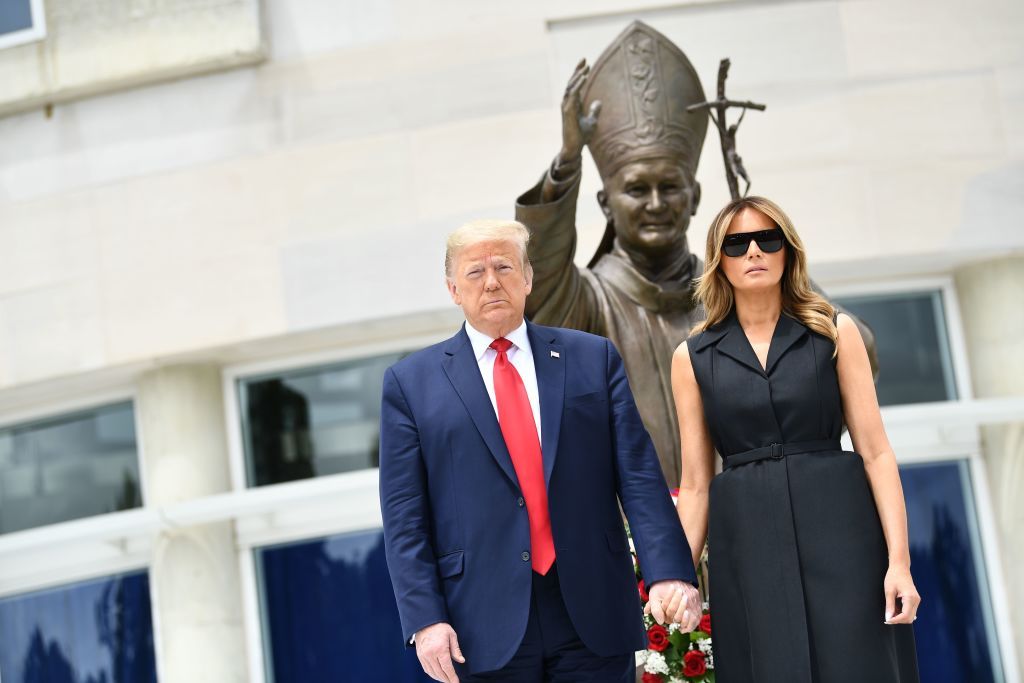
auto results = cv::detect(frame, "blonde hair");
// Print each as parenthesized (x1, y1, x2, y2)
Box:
(444, 219, 532, 278)
(691, 196, 838, 354)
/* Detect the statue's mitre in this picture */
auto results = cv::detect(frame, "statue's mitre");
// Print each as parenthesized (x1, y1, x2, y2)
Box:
(583, 21, 708, 178)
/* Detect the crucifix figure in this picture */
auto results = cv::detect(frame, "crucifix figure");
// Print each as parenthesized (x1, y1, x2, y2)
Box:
(687, 58, 766, 201)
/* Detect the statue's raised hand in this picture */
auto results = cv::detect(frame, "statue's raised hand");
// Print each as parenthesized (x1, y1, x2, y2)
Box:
(559, 59, 601, 164)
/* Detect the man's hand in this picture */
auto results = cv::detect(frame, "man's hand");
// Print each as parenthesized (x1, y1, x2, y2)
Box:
(645, 580, 702, 632)
(414, 622, 465, 683)
(559, 59, 601, 165)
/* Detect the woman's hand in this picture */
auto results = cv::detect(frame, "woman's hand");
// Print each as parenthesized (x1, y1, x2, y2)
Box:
(883, 564, 921, 625)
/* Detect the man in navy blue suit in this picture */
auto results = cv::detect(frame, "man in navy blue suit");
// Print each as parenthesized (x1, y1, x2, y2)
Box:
(380, 219, 699, 682)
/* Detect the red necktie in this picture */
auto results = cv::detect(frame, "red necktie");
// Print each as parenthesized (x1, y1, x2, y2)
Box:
(490, 338, 555, 574)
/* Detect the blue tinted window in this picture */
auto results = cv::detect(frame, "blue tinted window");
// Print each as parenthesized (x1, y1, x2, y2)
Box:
(0, 571, 157, 683)
(0, 1, 33, 35)
(0, 402, 142, 534)
(240, 353, 406, 487)
(258, 529, 429, 683)
(834, 290, 957, 406)
(901, 460, 1002, 681)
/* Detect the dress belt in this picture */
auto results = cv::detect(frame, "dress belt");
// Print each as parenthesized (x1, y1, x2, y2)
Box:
(724, 439, 841, 470)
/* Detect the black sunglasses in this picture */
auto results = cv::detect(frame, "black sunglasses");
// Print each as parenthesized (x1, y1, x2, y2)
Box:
(722, 228, 785, 257)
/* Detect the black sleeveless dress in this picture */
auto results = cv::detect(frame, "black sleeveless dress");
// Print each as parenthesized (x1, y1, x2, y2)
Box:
(687, 309, 919, 683)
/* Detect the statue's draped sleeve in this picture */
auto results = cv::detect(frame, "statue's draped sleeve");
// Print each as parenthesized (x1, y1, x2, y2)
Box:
(515, 159, 604, 335)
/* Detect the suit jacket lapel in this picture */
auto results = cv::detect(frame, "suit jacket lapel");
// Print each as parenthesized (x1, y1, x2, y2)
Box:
(441, 327, 519, 487)
(527, 322, 564, 488)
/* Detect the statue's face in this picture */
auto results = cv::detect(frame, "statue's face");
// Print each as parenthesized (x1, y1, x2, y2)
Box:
(598, 157, 699, 258)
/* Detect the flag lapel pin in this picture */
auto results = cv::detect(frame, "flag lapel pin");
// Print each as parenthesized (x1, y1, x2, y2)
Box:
(550, 350, 560, 358)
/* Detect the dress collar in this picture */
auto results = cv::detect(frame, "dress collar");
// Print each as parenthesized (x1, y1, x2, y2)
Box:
(692, 308, 810, 376)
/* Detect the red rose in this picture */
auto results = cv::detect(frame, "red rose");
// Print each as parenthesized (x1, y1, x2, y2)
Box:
(699, 612, 712, 635)
(638, 579, 649, 602)
(647, 623, 669, 652)
(682, 649, 707, 677)
(641, 673, 664, 683)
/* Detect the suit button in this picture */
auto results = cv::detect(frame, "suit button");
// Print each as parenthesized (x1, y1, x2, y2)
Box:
(517, 497, 525, 507)
(521, 551, 530, 562)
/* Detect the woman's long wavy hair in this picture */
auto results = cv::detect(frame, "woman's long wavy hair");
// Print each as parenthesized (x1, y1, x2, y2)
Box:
(691, 196, 838, 355)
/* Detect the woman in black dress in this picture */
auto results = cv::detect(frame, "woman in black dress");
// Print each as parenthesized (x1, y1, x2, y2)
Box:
(671, 196, 921, 682)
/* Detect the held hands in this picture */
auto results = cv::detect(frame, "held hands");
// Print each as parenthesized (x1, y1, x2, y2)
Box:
(883, 564, 921, 625)
(645, 580, 702, 633)
(414, 622, 465, 683)
(559, 59, 602, 164)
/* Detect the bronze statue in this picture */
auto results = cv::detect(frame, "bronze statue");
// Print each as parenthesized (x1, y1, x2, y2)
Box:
(515, 21, 875, 486)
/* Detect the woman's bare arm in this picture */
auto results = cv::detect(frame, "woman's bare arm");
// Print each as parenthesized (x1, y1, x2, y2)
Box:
(835, 312, 921, 623)
(671, 341, 717, 569)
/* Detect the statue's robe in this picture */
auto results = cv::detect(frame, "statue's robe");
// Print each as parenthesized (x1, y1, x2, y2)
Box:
(517, 167, 703, 486)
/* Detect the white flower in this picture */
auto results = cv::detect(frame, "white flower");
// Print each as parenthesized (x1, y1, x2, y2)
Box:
(702, 601, 710, 611)
(635, 650, 648, 666)
(668, 678, 684, 683)
(644, 651, 669, 675)
(698, 639, 713, 655)
(667, 622, 681, 633)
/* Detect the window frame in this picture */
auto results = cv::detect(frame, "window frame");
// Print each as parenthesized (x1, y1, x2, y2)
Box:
(235, 474, 385, 683)
(0, 388, 156, 597)
(0, 0, 46, 50)
(233, 349, 407, 489)
(827, 276, 975, 464)
(0, 387, 140, 439)
(222, 331, 446, 494)
(0, 389, 150, 502)
(827, 275, 973, 406)
(0, 387, 165, 679)
(890, 455, 1008, 681)
(960, 453, 1018, 683)
(0, 566, 160, 683)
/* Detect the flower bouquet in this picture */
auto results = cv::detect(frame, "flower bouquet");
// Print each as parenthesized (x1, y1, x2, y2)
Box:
(628, 493, 715, 683)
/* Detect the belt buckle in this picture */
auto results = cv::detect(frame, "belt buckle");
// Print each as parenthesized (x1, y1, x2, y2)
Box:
(770, 443, 784, 460)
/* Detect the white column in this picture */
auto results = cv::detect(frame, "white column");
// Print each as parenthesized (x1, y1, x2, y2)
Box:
(136, 365, 246, 683)
(954, 255, 1024, 674)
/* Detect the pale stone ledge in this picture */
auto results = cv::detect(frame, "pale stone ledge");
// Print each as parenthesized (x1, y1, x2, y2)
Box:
(0, 0, 265, 117)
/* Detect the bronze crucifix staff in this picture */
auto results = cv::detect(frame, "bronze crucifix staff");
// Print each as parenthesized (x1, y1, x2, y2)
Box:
(687, 58, 766, 201)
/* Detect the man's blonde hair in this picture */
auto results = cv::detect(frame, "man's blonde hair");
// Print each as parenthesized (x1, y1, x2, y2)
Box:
(444, 219, 532, 278)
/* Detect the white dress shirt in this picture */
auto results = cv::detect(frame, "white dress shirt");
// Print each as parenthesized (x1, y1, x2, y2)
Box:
(464, 320, 542, 439)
